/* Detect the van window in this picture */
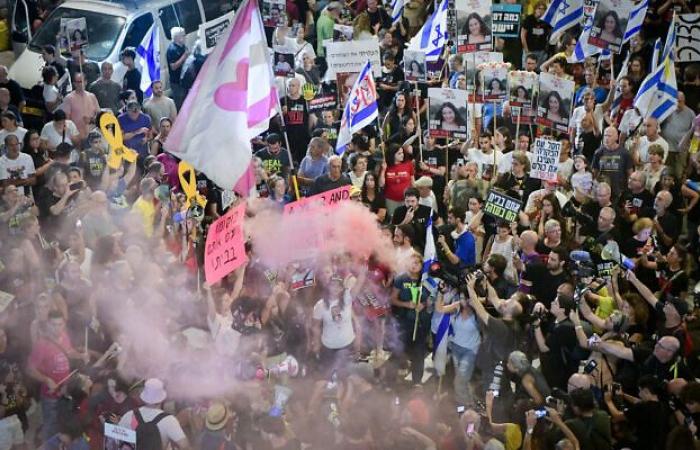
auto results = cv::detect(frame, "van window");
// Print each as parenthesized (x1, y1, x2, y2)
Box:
(121, 13, 154, 50)
(159, 0, 202, 39)
(203, 0, 236, 22)
(28, 8, 126, 61)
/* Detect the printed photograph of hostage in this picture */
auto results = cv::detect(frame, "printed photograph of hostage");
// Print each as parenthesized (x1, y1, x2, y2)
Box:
(456, 0, 493, 52)
(537, 72, 575, 133)
(587, 0, 633, 52)
(428, 87, 469, 139)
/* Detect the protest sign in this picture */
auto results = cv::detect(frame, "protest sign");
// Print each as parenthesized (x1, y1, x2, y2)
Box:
(273, 51, 295, 77)
(284, 185, 351, 215)
(262, 0, 286, 27)
(491, 4, 522, 38)
(324, 40, 382, 81)
(537, 72, 575, 133)
(465, 52, 502, 94)
(104, 423, 136, 450)
(480, 63, 509, 101)
(204, 203, 248, 284)
(199, 12, 233, 54)
(484, 189, 522, 222)
(531, 138, 562, 181)
(58, 19, 71, 54)
(404, 50, 427, 82)
(66, 18, 88, 52)
(588, 0, 633, 52)
(307, 95, 338, 113)
(428, 88, 469, 140)
(456, 0, 492, 52)
(677, 14, 700, 63)
(333, 24, 354, 41)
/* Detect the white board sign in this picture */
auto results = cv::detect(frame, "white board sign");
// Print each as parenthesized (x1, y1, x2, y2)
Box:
(323, 40, 382, 81)
(531, 138, 561, 181)
(677, 14, 700, 63)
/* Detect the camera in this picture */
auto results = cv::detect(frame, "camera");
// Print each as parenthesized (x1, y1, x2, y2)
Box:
(562, 201, 595, 227)
(534, 408, 548, 419)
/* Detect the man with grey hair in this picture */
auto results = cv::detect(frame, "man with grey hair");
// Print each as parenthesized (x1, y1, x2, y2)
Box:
(297, 137, 329, 190)
(167, 27, 189, 108)
(662, 91, 696, 177)
(653, 189, 679, 248)
(310, 154, 351, 194)
(621, 170, 654, 224)
(591, 126, 633, 200)
(88, 61, 122, 113)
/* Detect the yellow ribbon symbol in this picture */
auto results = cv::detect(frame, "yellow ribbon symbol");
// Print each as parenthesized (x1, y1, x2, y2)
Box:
(99, 113, 139, 169)
(178, 161, 207, 210)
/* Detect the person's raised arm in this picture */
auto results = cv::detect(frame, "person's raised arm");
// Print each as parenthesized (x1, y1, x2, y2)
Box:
(532, 303, 550, 353)
(591, 339, 634, 361)
(466, 274, 490, 324)
(546, 407, 580, 450)
(626, 270, 658, 308)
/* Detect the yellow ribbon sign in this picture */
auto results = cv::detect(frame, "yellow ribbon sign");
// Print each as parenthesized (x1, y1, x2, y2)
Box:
(178, 161, 207, 210)
(99, 113, 139, 169)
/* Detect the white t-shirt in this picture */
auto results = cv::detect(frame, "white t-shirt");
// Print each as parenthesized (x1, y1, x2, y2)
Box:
(466, 148, 503, 182)
(118, 406, 187, 449)
(0, 153, 35, 195)
(0, 127, 27, 150)
(313, 291, 355, 349)
(43, 84, 60, 111)
(40, 120, 80, 149)
(0, 415, 23, 450)
(637, 135, 669, 165)
(558, 157, 574, 183)
(619, 108, 643, 138)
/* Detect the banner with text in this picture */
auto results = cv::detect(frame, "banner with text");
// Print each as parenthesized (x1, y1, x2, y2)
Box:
(484, 189, 522, 222)
(531, 138, 562, 181)
(199, 12, 234, 54)
(284, 185, 351, 215)
(324, 40, 382, 81)
(491, 4, 522, 38)
(204, 203, 248, 284)
(104, 423, 136, 450)
(677, 14, 700, 63)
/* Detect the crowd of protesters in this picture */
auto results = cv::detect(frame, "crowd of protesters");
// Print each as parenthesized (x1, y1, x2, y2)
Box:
(1, 0, 700, 449)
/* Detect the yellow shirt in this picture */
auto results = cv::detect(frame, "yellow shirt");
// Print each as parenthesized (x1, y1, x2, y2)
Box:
(131, 196, 156, 237)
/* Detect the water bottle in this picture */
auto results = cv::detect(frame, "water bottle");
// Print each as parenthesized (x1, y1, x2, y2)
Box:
(489, 361, 504, 396)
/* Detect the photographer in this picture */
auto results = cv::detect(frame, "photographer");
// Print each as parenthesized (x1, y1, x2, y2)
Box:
(603, 375, 669, 450)
(437, 206, 476, 271)
(524, 407, 580, 450)
(554, 389, 612, 450)
(482, 253, 517, 299)
(533, 292, 585, 390)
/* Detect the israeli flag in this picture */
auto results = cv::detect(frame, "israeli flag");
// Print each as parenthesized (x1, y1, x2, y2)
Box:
(406, 0, 449, 62)
(622, 0, 649, 44)
(336, 61, 378, 154)
(569, 12, 602, 63)
(633, 15, 677, 123)
(650, 37, 662, 72)
(391, 0, 404, 25)
(136, 23, 161, 98)
(542, 0, 584, 44)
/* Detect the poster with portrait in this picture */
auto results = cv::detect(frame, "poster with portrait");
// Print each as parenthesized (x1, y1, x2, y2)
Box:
(336, 72, 359, 108)
(428, 88, 469, 140)
(465, 51, 502, 95)
(65, 18, 88, 52)
(104, 423, 136, 450)
(508, 70, 537, 124)
(58, 19, 71, 54)
(262, 0, 287, 27)
(587, 0, 633, 53)
(273, 51, 295, 77)
(537, 72, 575, 133)
(480, 63, 509, 101)
(677, 14, 700, 63)
(404, 50, 427, 82)
(456, 0, 492, 52)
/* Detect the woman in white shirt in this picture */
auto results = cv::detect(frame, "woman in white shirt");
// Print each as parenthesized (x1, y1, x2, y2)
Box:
(312, 272, 364, 368)
(40, 109, 80, 151)
(41, 66, 62, 114)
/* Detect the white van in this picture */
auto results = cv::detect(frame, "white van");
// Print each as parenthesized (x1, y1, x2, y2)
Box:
(8, 0, 236, 90)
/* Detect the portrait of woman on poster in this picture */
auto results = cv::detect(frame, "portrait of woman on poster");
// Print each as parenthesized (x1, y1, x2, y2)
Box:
(408, 60, 425, 78)
(542, 91, 568, 124)
(596, 10, 623, 44)
(435, 102, 467, 132)
(488, 78, 506, 97)
(512, 85, 529, 103)
(71, 28, 86, 47)
(463, 12, 490, 44)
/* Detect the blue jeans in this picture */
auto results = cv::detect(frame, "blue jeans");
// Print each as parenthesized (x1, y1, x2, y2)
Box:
(449, 342, 477, 406)
(41, 396, 59, 442)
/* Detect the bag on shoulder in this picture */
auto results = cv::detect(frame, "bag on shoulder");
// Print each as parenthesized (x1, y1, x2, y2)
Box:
(133, 408, 169, 450)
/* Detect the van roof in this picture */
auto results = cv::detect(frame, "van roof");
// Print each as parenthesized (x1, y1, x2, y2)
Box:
(60, 0, 190, 14)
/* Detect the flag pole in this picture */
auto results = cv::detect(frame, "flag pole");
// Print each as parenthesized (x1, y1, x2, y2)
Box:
(275, 88, 301, 200)
(415, 81, 424, 162)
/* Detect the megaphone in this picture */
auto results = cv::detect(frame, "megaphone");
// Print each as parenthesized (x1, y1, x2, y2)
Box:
(256, 355, 300, 380)
(601, 241, 635, 270)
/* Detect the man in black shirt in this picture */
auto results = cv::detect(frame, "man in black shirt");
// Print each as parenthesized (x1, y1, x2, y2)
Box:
(391, 187, 435, 249)
(520, 2, 551, 67)
(167, 27, 189, 109)
(483, 253, 517, 299)
(311, 155, 351, 194)
(255, 133, 292, 177)
(620, 170, 655, 224)
(653, 190, 680, 251)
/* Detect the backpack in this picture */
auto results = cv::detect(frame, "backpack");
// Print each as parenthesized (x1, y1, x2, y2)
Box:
(133, 408, 169, 450)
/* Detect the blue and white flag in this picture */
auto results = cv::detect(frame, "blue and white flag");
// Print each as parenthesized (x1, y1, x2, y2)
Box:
(406, 0, 449, 62)
(633, 15, 677, 122)
(650, 37, 662, 72)
(136, 23, 161, 98)
(391, 0, 404, 25)
(542, 0, 583, 44)
(622, 0, 648, 44)
(569, 11, 603, 62)
(335, 61, 378, 154)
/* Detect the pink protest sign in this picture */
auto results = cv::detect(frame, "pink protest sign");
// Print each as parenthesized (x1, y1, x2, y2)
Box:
(204, 203, 248, 284)
(283, 185, 351, 215)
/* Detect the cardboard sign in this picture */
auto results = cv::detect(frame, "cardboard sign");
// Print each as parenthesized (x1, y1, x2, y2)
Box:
(204, 203, 248, 284)
(262, 0, 287, 27)
(491, 4, 522, 38)
(587, 0, 633, 53)
(428, 88, 469, 140)
(283, 185, 351, 214)
(537, 72, 575, 133)
(199, 12, 233, 54)
(307, 95, 338, 113)
(531, 138, 562, 181)
(66, 18, 88, 52)
(456, 0, 493, 52)
(484, 189, 522, 222)
(104, 423, 136, 449)
(677, 14, 700, 63)
(323, 40, 382, 81)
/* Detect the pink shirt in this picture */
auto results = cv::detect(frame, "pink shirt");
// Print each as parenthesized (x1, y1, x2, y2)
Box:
(63, 90, 100, 137)
(28, 332, 74, 398)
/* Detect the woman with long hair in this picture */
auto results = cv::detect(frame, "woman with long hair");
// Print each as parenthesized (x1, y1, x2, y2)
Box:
(388, 115, 417, 146)
(383, 143, 415, 216)
(361, 172, 387, 223)
(463, 12, 489, 44)
(597, 10, 623, 44)
(542, 91, 568, 124)
(383, 92, 416, 137)
(435, 102, 466, 132)
(22, 129, 52, 181)
(513, 85, 529, 103)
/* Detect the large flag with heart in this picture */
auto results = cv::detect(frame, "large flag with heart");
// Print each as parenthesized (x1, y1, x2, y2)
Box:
(167, 0, 278, 193)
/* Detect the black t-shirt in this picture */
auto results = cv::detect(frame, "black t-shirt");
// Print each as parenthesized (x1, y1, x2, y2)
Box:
(621, 235, 659, 291)
(476, 317, 521, 377)
(496, 172, 541, 205)
(522, 15, 551, 51)
(378, 66, 405, 107)
(255, 147, 292, 176)
(0, 79, 25, 107)
(166, 42, 187, 85)
(123, 67, 143, 103)
(657, 212, 680, 252)
(391, 204, 435, 249)
(521, 256, 549, 304)
(284, 97, 310, 162)
(621, 189, 655, 219)
(362, 190, 387, 215)
(311, 174, 351, 195)
(632, 346, 691, 381)
(81, 150, 107, 188)
(542, 319, 584, 390)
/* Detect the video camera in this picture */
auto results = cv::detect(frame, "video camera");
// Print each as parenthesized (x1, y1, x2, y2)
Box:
(562, 201, 595, 228)
(429, 261, 485, 295)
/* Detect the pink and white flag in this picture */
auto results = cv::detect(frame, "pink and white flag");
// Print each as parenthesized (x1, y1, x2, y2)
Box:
(167, 0, 278, 193)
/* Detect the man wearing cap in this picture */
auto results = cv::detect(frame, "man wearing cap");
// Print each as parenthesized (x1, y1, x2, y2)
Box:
(118, 101, 152, 159)
(414, 176, 438, 214)
(118, 378, 190, 450)
(255, 133, 292, 177)
(196, 402, 237, 450)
